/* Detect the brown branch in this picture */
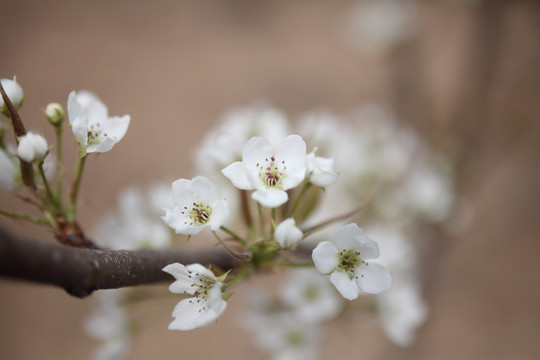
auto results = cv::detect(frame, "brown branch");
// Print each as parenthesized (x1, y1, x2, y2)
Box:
(0, 228, 242, 298)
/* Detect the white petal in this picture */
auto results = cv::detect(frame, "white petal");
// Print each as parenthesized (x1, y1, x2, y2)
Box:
(185, 263, 217, 279)
(101, 115, 130, 142)
(251, 188, 288, 208)
(243, 136, 272, 169)
(162, 263, 197, 294)
(171, 179, 193, 205)
(311, 241, 339, 274)
(190, 176, 221, 204)
(356, 261, 392, 294)
(276, 135, 307, 190)
(330, 271, 359, 300)
(334, 223, 380, 259)
(208, 199, 229, 231)
(169, 298, 207, 330)
(222, 161, 252, 190)
(87, 136, 116, 153)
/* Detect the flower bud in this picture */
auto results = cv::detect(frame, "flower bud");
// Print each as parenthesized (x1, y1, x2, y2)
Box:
(17, 132, 48, 163)
(44, 102, 66, 126)
(274, 218, 303, 249)
(0, 77, 24, 115)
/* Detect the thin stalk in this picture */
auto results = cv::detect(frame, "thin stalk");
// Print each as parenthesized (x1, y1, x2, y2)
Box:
(213, 231, 251, 261)
(220, 225, 247, 246)
(38, 162, 58, 209)
(54, 126, 63, 207)
(289, 182, 312, 218)
(68, 154, 86, 221)
(0, 208, 50, 225)
(257, 203, 267, 240)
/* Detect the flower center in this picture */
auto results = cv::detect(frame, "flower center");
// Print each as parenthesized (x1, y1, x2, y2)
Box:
(87, 123, 107, 145)
(337, 249, 362, 279)
(257, 156, 286, 189)
(189, 202, 212, 226)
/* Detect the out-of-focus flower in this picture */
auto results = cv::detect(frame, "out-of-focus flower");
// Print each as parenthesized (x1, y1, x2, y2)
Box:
(84, 289, 130, 360)
(222, 135, 307, 208)
(163, 263, 227, 330)
(67, 90, 130, 154)
(312, 223, 391, 300)
(376, 279, 427, 346)
(342, 0, 418, 54)
(274, 218, 303, 249)
(305, 148, 338, 187)
(0, 77, 24, 112)
(281, 269, 344, 324)
(17, 131, 48, 163)
(94, 186, 172, 250)
(161, 176, 229, 235)
(0, 146, 20, 189)
(196, 104, 290, 178)
(243, 301, 322, 360)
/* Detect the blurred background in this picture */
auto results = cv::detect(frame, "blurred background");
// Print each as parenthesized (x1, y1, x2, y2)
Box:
(0, 0, 539, 359)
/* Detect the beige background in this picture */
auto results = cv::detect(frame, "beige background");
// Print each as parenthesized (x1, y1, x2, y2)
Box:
(1, 0, 539, 359)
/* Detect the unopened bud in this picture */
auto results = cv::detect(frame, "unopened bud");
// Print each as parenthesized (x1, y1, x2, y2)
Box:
(275, 218, 303, 249)
(0, 77, 24, 115)
(44, 102, 66, 126)
(17, 132, 48, 163)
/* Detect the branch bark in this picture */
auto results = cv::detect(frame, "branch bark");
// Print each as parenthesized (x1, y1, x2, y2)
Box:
(0, 228, 242, 298)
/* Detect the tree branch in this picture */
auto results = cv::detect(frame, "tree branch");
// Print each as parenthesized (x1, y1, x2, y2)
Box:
(0, 228, 242, 298)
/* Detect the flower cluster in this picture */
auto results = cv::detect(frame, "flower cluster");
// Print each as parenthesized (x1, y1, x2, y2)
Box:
(1, 77, 456, 359)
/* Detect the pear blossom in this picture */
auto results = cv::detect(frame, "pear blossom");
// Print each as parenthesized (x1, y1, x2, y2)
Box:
(312, 223, 391, 300)
(245, 309, 322, 360)
(376, 280, 427, 346)
(196, 103, 291, 176)
(305, 148, 338, 187)
(161, 176, 229, 235)
(17, 132, 48, 162)
(274, 218, 303, 249)
(84, 289, 131, 360)
(222, 135, 307, 208)
(0, 146, 20, 189)
(163, 263, 227, 330)
(94, 186, 172, 250)
(281, 269, 343, 324)
(0, 77, 24, 112)
(67, 90, 130, 154)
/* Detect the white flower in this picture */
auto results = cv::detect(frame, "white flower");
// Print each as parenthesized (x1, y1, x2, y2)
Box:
(196, 103, 291, 176)
(312, 223, 391, 300)
(247, 310, 321, 360)
(0, 147, 20, 189)
(281, 269, 343, 324)
(67, 90, 130, 154)
(94, 186, 172, 250)
(306, 147, 338, 187)
(163, 263, 227, 330)
(17, 131, 48, 162)
(161, 176, 229, 235)
(222, 135, 307, 208)
(274, 218, 303, 249)
(0, 77, 24, 111)
(84, 289, 131, 360)
(376, 279, 427, 346)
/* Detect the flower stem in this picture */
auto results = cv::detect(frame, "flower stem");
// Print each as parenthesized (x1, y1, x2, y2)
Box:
(0, 208, 50, 225)
(257, 203, 267, 240)
(38, 162, 58, 210)
(219, 226, 247, 246)
(289, 182, 312, 218)
(54, 125, 63, 207)
(68, 154, 86, 221)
